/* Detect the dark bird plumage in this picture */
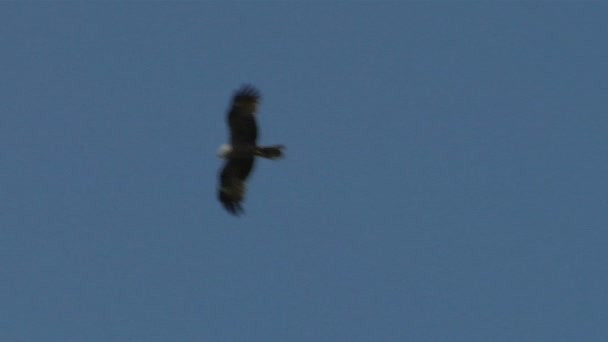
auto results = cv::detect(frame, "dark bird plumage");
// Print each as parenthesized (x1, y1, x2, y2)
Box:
(217, 85, 285, 215)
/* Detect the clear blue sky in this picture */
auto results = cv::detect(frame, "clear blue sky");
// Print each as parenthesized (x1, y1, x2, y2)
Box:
(2, 2, 607, 341)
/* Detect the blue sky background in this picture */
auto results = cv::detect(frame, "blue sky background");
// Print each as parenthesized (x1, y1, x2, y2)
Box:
(2, 2, 607, 341)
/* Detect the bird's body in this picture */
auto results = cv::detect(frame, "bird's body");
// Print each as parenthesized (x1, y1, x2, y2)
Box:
(217, 85, 284, 215)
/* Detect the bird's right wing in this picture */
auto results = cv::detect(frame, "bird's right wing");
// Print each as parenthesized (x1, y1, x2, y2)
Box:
(227, 85, 260, 146)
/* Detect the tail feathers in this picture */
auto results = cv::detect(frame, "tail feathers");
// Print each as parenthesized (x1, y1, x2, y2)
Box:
(255, 145, 285, 159)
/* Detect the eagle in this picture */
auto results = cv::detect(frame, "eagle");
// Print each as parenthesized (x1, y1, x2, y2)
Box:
(217, 85, 285, 215)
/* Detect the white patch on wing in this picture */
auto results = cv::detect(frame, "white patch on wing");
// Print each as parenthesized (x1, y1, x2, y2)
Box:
(217, 144, 232, 159)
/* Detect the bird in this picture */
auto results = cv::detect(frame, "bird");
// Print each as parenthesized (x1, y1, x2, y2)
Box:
(217, 85, 285, 215)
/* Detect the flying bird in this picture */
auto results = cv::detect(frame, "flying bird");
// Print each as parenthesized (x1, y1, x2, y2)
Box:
(217, 85, 285, 215)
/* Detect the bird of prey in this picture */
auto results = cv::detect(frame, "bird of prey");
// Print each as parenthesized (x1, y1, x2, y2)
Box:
(217, 85, 285, 215)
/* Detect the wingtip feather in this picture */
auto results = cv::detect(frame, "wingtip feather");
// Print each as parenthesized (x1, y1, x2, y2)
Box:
(234, 84, 261, 101)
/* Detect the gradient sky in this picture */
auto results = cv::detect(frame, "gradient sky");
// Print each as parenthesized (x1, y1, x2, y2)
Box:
(2, 2, 607, 341)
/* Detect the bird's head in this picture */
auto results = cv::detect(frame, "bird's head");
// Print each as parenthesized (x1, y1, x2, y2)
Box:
(217, 144, 233, 159)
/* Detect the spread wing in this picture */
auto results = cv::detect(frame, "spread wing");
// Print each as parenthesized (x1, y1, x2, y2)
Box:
(218, 157, 255, 216)
(228, 85, 260, 147)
